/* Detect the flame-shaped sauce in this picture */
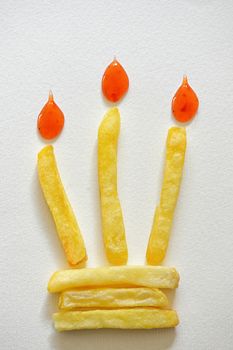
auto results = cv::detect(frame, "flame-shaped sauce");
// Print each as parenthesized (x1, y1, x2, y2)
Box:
(37, 91, 64, 140)
(102, 59, 129, 102)
(172, 76, 199, 123)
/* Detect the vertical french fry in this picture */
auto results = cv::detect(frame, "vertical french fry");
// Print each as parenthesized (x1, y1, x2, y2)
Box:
(53, 308, 179, 331)
(147, 127, 186, 265)
(38, 145, 87, 266)
(98, 107, 128, 265)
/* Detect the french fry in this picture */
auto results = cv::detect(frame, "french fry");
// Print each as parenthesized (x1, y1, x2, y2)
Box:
(48, 266, 179, 292)
(38, 145, 87, 266)
(147, 127, 186, 265)
(59, 287, 168, 309)
(98, 107, 128, 265)
(53, 308, 179, 331)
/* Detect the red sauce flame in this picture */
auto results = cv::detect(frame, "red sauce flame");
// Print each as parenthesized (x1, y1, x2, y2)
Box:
(172, 76, 199, 123)
(37, 91, 64, 140)
(102, 59, 129, 103)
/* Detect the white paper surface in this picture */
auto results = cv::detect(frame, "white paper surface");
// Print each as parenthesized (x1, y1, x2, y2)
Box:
(1, 0, 233, 349)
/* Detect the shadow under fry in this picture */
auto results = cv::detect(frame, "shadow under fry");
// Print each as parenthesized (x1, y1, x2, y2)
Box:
(49, 327, 176, 350)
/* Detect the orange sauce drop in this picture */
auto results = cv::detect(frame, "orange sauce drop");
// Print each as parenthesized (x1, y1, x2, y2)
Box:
(172, 76, 199, 123)
(37, 91, 64, 140)
(102, 59, 129, 102)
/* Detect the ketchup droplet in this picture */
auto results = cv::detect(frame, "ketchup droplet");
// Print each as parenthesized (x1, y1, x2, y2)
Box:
(102, 59, 129, 102)
(37, 91, 64, 140)
(172, 76, 199, 123)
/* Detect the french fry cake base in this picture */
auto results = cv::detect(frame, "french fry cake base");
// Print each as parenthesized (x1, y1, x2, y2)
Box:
(59, 287, 169, 309)
(48, 266, 179, 292)
(53, 308, 179, 331)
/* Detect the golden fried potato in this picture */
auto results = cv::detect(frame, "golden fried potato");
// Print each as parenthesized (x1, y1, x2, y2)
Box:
(98, 107, 128, 265)
(48, 266, 179, 292)
(147, 127, 186, 265)
(38, 145, 87, 266)
(59, 287, 168, 309)
(53, 308, 179, 331)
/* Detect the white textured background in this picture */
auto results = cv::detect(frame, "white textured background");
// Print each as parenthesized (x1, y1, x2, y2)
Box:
(1, 0, 233, 349)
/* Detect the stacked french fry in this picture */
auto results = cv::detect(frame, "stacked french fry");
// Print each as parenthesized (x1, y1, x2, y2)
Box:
(38, 108, 186, 331)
